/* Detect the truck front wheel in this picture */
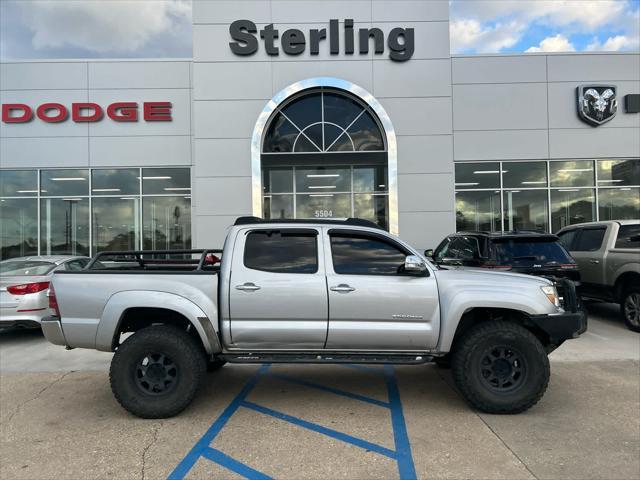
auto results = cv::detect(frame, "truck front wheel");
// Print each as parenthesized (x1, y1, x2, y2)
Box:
(110, 325, 207, 418)
(451, 320, 550, 414)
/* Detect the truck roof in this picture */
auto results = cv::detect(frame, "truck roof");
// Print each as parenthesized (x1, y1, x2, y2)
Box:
(233, 216, 384, 230)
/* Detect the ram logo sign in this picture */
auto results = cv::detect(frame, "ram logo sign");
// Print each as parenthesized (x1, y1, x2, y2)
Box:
(577, 85, 618, 126)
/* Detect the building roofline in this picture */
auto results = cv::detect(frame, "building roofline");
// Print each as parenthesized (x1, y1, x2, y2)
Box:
(0, 57, 193, 64)
(452, 51, 640, 59)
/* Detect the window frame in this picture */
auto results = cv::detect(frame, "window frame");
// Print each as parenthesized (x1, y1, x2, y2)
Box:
(327, 228, 418, 277)
(242, 228, 320, 275)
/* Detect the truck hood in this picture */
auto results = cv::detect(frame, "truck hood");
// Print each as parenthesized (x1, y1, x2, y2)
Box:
(432, 267, 552, 288)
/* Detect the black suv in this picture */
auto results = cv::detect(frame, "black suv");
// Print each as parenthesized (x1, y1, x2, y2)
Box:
(427, 231, 580, 283)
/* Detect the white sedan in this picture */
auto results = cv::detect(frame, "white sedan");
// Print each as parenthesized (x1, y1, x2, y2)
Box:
(0, 256, 90, 328)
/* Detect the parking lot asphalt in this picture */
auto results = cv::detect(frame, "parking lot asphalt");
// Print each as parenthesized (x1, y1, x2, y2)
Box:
(1, 302, 639, 480)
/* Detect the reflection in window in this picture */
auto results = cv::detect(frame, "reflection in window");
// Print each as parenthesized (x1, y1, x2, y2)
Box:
(599, 188, 640, 220)
(296, 167, 350, 192)
(353, 166, 387, 192)
(40, 169, 89, 196)
(142, 168, 190, 195)
(0, 171, 38, 197)
(92, 169, 139, 196)
(454, 163, 500, 190)
(330, 235, 407, 275)
(0, 199, 38, 259)
(455, 191, 501, 232)
(354, 194, 388, 230)
(92, 197, 139, 253)
(262, 88, 385, 153)
(597, 159, 640, 186)
(550, 189, 595, 232)
(263, 168, 293, 193)
(296, 193, 351, 219)
(502, 162, 547, 188)
(503, 190, 548, 232)
(550, 161, 594, 187)
(143, 197, 191, 251)
(40, 198, 90, 255)
(263, 194, 294, 219)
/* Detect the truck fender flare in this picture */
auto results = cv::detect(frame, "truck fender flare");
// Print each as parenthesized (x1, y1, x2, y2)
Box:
(95, 290, 222, 354)
(436, 292, 544, 353)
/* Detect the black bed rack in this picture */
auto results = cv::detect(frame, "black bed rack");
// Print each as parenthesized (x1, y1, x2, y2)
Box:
(86, 249, 223, 271)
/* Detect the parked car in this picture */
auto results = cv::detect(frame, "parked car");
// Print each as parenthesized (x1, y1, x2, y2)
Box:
(557, 220, 640, 332)
(41, 217, 585, 418)
(426, 231, 580, 281)
(0, 256, 90, 328)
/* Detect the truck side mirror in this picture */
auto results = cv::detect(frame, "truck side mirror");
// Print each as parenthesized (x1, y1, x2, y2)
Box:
(405, 255, 428, 275)
(424, 249, 434, 258)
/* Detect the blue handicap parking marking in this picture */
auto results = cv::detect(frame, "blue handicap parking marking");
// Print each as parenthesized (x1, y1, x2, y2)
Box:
(169, 364, 417, 480)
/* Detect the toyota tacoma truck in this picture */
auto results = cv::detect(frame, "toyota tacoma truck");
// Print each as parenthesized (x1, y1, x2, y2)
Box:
(41, 217, 586, 418)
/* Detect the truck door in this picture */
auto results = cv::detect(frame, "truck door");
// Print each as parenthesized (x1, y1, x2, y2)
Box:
(570, 226, 607, 296)
(228, 228, 328, 349)
(324, 229, 440, 351)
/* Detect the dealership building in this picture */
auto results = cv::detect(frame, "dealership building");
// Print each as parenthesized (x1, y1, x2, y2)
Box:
(1, 0, 639, 260)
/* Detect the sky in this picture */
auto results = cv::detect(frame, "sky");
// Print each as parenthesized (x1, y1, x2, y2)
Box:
(0, 0, 638, 60)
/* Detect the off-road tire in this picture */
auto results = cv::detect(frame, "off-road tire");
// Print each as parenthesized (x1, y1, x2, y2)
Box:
(110, 325, 207, 418)
(451, 320, 550, 414)
(620, 284, 640, 332)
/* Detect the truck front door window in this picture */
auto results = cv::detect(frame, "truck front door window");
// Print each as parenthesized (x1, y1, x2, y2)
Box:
(330, 235, 406, 275)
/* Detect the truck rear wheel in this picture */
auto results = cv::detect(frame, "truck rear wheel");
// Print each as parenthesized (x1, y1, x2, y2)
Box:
(109, 325, 207, 418)
(620, 285, 640, 332)
(451, 320, 549, 414)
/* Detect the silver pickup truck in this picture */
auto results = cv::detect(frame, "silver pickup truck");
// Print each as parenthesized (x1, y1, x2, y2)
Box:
(41, 217, 586, 418)
(558, 220, 640, 332)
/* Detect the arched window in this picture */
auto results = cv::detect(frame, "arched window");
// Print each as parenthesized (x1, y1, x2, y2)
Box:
(263, 88, 386, 153)
(255, 82, 395, 232)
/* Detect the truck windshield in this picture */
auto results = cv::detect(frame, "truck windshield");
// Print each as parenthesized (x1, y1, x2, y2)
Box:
(0, 260, 56, 276)
(492, 239, 572, 266)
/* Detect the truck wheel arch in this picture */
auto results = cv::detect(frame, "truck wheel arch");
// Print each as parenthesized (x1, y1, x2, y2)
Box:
(614, 271, 640, 301)
(95, 291, 222, 355)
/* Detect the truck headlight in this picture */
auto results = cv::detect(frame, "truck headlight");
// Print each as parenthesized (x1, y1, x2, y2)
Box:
(541, 285, 560, 307)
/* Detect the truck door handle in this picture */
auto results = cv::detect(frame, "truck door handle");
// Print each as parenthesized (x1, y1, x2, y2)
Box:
(236, 283, 261, 291)
(589, 259, 600, 264)
(330, 284, 355, 293)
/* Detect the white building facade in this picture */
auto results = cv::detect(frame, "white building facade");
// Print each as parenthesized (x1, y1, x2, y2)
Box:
(1, 0, 638, 259)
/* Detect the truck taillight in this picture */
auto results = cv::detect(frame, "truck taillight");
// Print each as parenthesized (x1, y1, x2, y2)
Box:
(7, 281, 50, 295)
(48, 284, 60, 317)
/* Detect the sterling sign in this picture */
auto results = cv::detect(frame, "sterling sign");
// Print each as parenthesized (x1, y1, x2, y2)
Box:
(1, 102, 172, 123)
(229, 19, 415, 61)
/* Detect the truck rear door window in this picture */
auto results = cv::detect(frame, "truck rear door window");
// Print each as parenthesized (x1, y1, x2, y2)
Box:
(492, 239, 572, 266)
(574, 228, 606, 252)
(615, 224, 640, 248)
(330, 234, 407, 275)
(244, 229, 318, 274)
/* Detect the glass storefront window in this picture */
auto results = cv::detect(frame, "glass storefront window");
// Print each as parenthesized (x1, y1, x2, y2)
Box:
(454, 163, 500, 190)
(597, 159, 640, 187)
(142, 168, 190, 195)
(455, 190, 501, 232)
(296, 193, 351, 219)
(503, 190, 549, 231)
(263, 194, 294, 219)
(92, 169, 139, 196)
(354, 194, 389, 229)
(0, 198, 38, 259)
(263, 168, 293, 193)
(296, 167, 350, 192)
(599, 188, 640, 220)
(40, 198, 90, 255)
(550, 161, 594, 187)
(0, 170, 38, 197)
(353, 166, 388, 192)
(40, 169, 89, 196)
(550, 189, 595, 232)
(92, 197, 139, 253)
(143, 197, 191, 250)
(502, 162, 547, 188)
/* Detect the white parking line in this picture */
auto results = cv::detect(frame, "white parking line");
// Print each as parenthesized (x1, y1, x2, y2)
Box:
(584, 331, 609, 341)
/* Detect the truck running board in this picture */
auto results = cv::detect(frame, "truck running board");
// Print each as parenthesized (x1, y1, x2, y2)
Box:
(219, 353, 433, 365)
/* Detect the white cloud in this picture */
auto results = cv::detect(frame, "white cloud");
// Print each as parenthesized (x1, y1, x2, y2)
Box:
(17, 0, 191, 54)
(526, 34, 576, 52)
(450, 19, 525, 53)
(451, 0, 640, 53)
